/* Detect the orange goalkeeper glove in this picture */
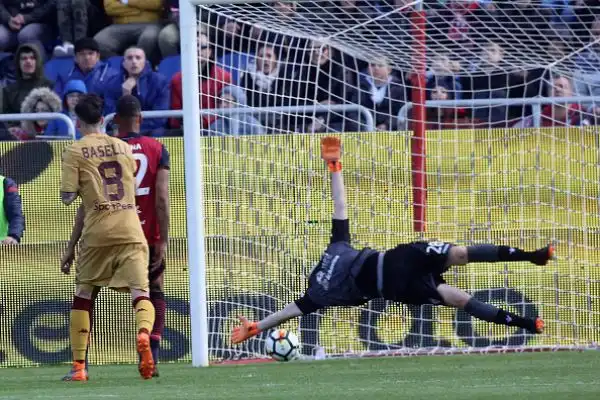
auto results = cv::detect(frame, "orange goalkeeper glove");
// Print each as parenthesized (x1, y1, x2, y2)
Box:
(231, 316, 261, 344)
(320, 136, 342, 172)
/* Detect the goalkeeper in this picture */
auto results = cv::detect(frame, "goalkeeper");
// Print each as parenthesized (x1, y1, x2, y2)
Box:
(232, 136, 553, 344)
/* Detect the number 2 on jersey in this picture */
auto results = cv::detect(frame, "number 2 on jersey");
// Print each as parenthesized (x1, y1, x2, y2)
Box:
(133, 153, 150, 196)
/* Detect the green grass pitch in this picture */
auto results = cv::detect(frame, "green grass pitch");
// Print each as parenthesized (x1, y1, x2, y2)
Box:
(1, 352, 599, 400)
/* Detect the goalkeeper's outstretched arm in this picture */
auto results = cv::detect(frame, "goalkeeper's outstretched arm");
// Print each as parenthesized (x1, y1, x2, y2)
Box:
(231, 302, 303, 344)
(322, 136, 347, 221)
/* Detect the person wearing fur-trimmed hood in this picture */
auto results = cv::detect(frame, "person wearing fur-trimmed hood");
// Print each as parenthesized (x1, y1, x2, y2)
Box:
(17, 87, 62, 140)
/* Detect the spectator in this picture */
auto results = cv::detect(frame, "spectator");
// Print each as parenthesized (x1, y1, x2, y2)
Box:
(424, 81, 471, 130)
(53, 0, 89, 57)
(169, 31, 231, 129)
(463, 42, 512, 127)
(248, 2, 311, 66)
(514, 75, 584, 127)
(94, 0, 163, 66)
(427, 54, 462, 100)
(15, 87, 62, 140)
(496, 0, 552, 50)
(45, 79, 86, 138)
(103, 47, 169, 135)
(0, 174, 24, 245)
(574, 18, 600, 114)
(294, 40, 350, 132)
(158, 0, 179, 58)
(352, 56, 405, 131)
(2, 43, 52, 134)
(208, 85, 265, 136)
(54, 38, 117, 96)
(239, 44, 290, 128)
(0, 0, 56, 58)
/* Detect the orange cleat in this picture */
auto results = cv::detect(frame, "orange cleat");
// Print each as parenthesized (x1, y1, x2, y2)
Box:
(534, 317, 545, 334)
(137, 330, 155, 380)
(533, 244, 556, 266)
(62, 361, 88, 381)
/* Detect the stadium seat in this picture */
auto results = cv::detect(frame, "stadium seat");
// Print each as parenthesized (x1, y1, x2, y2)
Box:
(217, 52, 252, 85)
(0, 52, 12, 62)
(44, 57, 75, 82)
(107, 56, 124, 70)
(157, 55, 181, 81)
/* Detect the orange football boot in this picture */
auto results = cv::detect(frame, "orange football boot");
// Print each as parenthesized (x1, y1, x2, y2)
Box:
(137, 330, 155, 380)
(62, 361, 88, 381)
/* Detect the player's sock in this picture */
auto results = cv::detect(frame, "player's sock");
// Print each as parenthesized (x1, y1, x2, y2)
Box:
(467, 244, 535, 263)
(133, 296, 155, 334)
(150, 291, 166, 365)
(464, 298, 537, 333)
(70, 296, 92, 362)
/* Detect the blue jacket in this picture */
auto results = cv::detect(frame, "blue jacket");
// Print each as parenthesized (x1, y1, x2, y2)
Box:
(3, 177, 24, 242)
(103, 63, 170, 135)
(54, 60, 117, 97)
(45, 79, 87, 139)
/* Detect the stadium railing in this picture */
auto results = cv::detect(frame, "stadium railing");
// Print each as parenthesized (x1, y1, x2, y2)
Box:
(0, 113, 76, 140)
(102, 104, 376, 132)
(397, 96, 600, 129)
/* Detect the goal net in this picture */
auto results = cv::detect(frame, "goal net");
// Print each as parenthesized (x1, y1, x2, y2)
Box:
(194, 0, 600, 360)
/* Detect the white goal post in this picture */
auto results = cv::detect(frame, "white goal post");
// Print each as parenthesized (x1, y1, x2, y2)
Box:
(180, 0, 600, 367)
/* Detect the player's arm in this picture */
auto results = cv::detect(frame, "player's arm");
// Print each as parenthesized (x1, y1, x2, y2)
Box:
(231, 302, 304, 345)
(151, 145, 171, 270)
(60, 147, 79, 206)
(68, 205, 85, 250)
(156, 145, 170, 242)
(231, 292, 323, 344)
(321, 136, 350, 243)
(61, 204, 85, 274)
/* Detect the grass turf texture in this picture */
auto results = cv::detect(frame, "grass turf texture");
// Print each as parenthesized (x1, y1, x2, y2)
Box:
(1, 352, 599, 400)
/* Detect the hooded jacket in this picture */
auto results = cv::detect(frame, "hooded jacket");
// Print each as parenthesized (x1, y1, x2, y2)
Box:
(208, 85, 265, 136)
(2, 44, 53, 118)
(103, 62, 170, 134)
(19, 87, 62, 138)
(45, 79, 87, 139)
(54, 58, 117, 97)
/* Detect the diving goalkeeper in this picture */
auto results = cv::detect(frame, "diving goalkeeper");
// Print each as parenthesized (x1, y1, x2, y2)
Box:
(232, 136, 553, 344)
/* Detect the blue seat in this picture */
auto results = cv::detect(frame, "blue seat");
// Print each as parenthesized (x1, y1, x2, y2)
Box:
(217, 52, 252, 85)
(157, 55, 181, 81)
(0, 52, 12, 63)
(107, 55, 123, 70)
(44, 57, 74, 82)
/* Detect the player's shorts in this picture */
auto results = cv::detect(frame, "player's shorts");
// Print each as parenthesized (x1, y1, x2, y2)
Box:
(383, 240, 454, 306)
(148, 245, 166, 283)
(76, 242, 150, 292)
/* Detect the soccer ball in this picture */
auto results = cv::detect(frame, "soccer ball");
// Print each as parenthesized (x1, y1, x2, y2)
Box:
(264, 329, 300, 362)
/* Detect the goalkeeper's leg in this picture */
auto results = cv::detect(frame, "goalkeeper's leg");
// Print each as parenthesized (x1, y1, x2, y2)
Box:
(445, 243, 555, 267)
(437, 284, 544, 334)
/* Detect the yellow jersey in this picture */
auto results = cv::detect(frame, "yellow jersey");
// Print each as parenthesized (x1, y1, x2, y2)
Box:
(60, 133, 146, 247)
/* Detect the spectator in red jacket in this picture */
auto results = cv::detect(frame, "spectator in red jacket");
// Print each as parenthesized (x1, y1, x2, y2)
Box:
(169, 31, 231, 130)
(514, 75, 584, 128)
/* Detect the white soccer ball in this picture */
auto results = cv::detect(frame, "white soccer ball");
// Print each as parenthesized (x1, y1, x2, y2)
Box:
(264, 329, 300, 362)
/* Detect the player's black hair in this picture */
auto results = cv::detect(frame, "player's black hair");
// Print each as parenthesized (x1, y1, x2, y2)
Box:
(116, 95, 142, 119)
(74, 94, 104, 125)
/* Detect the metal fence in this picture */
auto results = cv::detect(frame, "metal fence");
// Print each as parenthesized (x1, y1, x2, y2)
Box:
(0, 113, 76, 140)
(397, 96, 600, 129)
